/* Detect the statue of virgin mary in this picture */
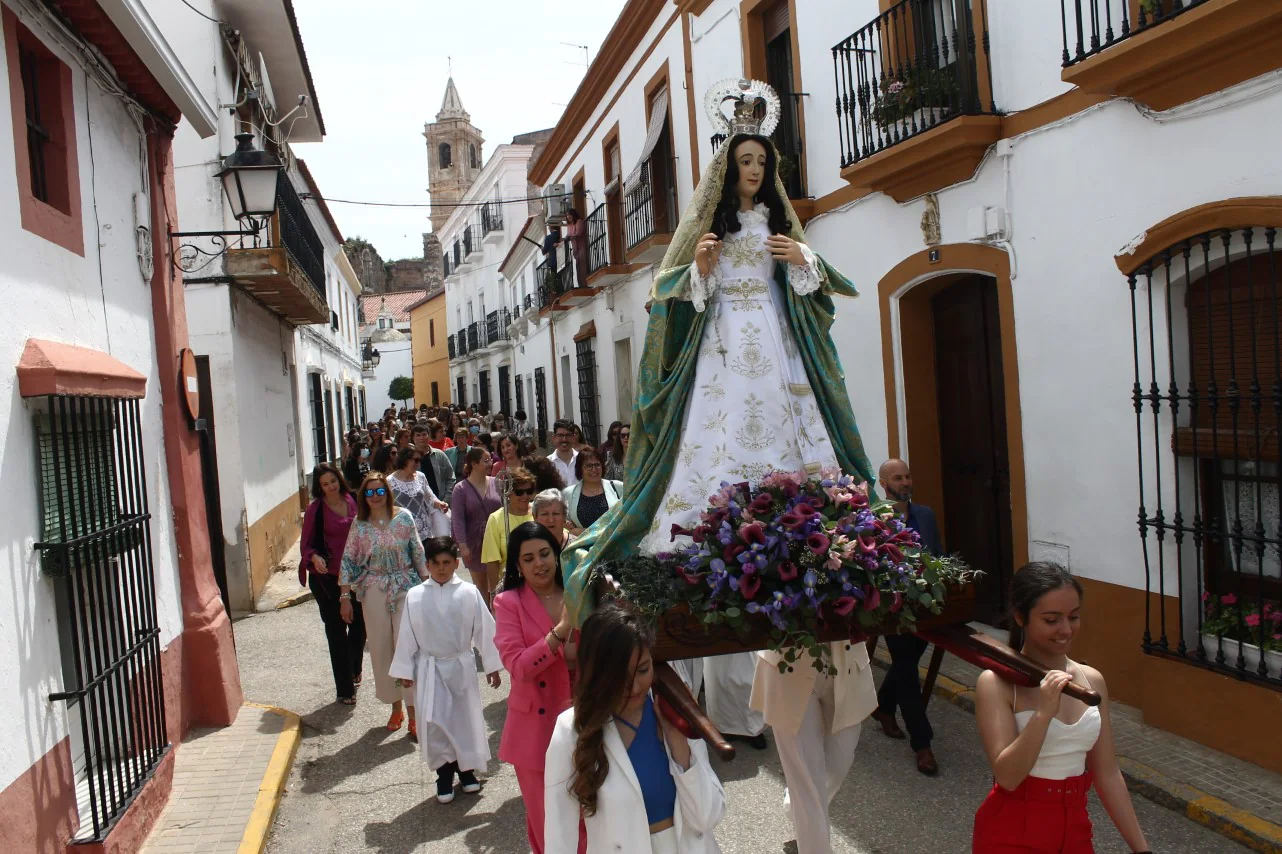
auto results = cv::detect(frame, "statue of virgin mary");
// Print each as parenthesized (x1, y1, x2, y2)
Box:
(562, 79, 876, 618)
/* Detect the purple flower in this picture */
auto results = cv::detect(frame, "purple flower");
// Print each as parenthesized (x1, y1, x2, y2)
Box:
(833, 596, 858, 616)
(740, 573, 761, 600)
(741, 522, 767, 546)
(778, 560, 799, 582)
(806, 532, 831, 555)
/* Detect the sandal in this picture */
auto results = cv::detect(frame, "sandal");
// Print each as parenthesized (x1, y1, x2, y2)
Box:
(352, 672, 363, 687)
(387, 709, 405, 731)
(407, 718, 418, 744)
(339, 696, 356, 706)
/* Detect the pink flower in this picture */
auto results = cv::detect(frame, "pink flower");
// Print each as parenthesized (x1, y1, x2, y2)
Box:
(740, 573, 761, 600)
(880, 543, 904, 564)
(680, 568, 702, 586)
(670, 523, 694, 541)
(1245, 613, 1261, 627)
(1201, 591, 1211, 602)
(750, 493, 774, 514)
(862, 586, 881, 611)
(778, 560, 799, 581)
(825, 555, 843, 572)
(857, 534, 878, 555)
(780, 511, 808, 531)
(740, 522, 767, 545)
(833, 596, 857, 616)
(890, 591, 905, 613)
(723, 544, 745, 562)
(1222, 593, 1238, 606)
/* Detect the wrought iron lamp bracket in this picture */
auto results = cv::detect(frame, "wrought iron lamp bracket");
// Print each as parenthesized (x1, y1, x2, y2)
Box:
(167, 221, 265, 274)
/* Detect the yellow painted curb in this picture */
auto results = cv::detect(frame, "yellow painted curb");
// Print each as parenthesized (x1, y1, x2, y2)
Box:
(238, 703, 302, 854)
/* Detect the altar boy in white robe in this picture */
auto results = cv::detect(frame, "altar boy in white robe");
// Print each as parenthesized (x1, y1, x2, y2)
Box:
(390, 536, 502, 804)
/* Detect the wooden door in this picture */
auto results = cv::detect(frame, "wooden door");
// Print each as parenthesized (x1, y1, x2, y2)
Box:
(605, 141, 624, 265)
(932, 275, 1013, 624)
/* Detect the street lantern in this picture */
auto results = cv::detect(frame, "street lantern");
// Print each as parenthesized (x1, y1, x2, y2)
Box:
(362, 341, 381, 369)
(217, 132, 282, 223)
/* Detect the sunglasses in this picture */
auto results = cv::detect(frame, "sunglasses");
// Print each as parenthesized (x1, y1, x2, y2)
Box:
(364, 487, 388, 497)
(512, 487, 536, 497)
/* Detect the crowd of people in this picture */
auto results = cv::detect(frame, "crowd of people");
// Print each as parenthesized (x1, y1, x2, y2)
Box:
(298, 408, 1149, 853)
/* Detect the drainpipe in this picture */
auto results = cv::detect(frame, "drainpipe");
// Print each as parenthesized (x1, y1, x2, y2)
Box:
(550, 313, 561, 420)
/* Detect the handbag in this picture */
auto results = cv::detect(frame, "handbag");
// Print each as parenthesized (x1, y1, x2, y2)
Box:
(298, 500, 329, 586)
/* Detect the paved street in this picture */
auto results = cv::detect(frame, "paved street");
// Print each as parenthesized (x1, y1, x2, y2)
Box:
(237, 576, 1247, 854)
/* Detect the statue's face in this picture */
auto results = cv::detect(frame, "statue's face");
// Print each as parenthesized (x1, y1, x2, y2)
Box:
(733, 139, 768, 200)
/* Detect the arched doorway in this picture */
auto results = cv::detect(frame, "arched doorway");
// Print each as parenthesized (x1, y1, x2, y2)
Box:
(879, 245, 1027, 625)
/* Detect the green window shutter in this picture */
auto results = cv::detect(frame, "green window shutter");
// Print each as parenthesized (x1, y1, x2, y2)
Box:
(35, 414, 119, 574)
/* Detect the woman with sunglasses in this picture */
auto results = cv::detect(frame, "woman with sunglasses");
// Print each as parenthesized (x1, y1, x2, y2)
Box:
(340, 472, 428, 739)
(388, 447, 449, 544)
(604, 425, 629, 482)
(450, 446, 503, 604)
(480, 468, 538, 603)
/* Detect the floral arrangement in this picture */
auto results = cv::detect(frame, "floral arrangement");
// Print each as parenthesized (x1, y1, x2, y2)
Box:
(1202, 592, 1282, 654)
(600, 469, 978, 672)
(869, 66, 959, 129)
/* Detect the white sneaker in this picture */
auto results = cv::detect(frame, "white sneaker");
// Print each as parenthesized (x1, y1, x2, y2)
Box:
(436, 788, 455, 804)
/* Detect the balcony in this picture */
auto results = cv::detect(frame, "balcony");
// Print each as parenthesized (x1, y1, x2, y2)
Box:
(447, 334, 457, 360)
(443, 254, 452, 279)
(1059, 0, 1282, 111)
(463, 225, 480, 261)
(585, 202, 639, 287)
(224, 176, 329, 325)
(466, 322, 480, 353)
(485, 309, 512, 345)
(481, 202, 504, 245)
(832, 0, 1001, 203)
(537, 241, 594, 313)
(623, 160, 677, 263)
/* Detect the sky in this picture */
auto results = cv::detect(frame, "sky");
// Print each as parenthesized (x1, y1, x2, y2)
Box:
(288, 0, 629, 261)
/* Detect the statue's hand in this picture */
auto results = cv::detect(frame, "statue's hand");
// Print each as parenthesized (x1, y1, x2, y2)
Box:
(766, 234, 807, 267)
(695, 233, 722, 278)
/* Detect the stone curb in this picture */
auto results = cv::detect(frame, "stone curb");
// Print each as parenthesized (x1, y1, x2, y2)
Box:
(237, 704, 302, 854)
(273, 589, 314, 611)
(869, 652, 1282, 853)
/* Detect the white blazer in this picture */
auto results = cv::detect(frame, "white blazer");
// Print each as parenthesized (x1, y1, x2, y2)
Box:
(544, 702, 726, 854)
(750, 641, 876, 736)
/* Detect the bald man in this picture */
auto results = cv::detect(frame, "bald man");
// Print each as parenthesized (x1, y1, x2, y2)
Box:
(870, 459, 943, 775)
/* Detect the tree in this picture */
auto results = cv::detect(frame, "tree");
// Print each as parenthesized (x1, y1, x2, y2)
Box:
(388, 376, 414, 407)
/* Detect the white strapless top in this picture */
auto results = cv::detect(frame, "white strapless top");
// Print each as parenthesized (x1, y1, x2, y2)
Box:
(1013, 706, 1101, 779)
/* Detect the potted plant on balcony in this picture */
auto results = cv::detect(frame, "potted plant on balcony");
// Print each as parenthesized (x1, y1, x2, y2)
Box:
(1200, 592, 1282, 677)
(869, 64, 959, 133)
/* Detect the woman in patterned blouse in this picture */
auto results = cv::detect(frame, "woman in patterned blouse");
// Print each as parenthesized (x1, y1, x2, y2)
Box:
(340, 472, 428, 740)
(387, 447, 449, 543)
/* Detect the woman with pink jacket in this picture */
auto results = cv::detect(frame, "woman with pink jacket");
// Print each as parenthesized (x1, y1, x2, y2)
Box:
(493, 522, 585, 854)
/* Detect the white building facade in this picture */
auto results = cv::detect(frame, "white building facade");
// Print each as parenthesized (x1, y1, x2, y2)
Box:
(153, 0, 361, 612)
(0, 0, 242, 848)
(360, 289, 425, 417)
(444, 136, 548, 424)
(526, 0, 1282, 772)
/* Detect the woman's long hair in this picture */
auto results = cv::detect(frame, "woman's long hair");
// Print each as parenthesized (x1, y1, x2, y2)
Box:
(370, 444, 396, 475)
(1006, 562, 1083, 651)
(711, 134, 791, 240)
(521, 455, 567, 492)
(356, 472, 392, 522)
(569, 601, 656, 817)
(309, 463, 350, 501)
(462, 445, 489, 476)
(609, 424, 628, 465)
(501, 521, 564, 592)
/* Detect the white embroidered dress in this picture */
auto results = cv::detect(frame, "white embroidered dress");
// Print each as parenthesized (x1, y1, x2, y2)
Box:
(639, 203, 839, 554)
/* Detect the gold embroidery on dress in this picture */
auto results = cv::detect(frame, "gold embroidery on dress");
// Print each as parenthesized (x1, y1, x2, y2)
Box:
(722, 278, 768, 312)
(723, 231, 766, 269)
(664, 494, 695, 515)
(678, 443, 703, 467)
(729, 461, 773, 484)
(803, 462, 823, 475)
(699, 373, 726, 401)
(788, 382, 813, 396)
(709, 444, 732, 467)
(730, 321, 773, 379)
(701, 411, 728, 434)
(735, 393, 776, 451)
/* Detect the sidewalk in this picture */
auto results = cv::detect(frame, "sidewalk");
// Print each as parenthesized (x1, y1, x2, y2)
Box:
(871, 642, 1282, 853)
(139, 704, 301, 854)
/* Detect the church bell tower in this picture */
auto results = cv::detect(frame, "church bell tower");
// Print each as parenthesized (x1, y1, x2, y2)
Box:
(424, 77, 485, 235)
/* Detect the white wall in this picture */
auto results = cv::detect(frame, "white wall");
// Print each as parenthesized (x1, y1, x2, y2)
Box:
(365, 340, 415, 415)
(0, 1, 186, 793)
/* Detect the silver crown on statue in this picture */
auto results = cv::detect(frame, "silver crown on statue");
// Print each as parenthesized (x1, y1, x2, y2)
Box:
(705, 78, 781, 138)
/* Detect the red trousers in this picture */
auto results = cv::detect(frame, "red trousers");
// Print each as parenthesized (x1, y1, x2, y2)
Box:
(973, 772, 1094, 853)
(514, 765, 585, 854)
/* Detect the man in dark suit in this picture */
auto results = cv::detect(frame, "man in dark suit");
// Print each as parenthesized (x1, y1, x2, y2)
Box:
(871, 458, 944, 775)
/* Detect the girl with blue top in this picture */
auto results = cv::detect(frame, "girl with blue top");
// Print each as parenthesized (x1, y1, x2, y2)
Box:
(544, 602, 726, 854)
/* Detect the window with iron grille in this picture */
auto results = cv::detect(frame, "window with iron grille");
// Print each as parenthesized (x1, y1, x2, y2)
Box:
(514, 373, 524, 416)
(359, 387, 367, 424)
(431, 381, 440, 406)
(575, 338, 601, 448)
(325, 385, 338, 464)
(456, 376, 466, 408)
(309, 373, 327, 465)
(35, 395, 169, 842)
(345, 386, 356, 431)
(478, 370, 491, 416)
(534, 368, 549, 448)
(1129, 225, 1282, 687)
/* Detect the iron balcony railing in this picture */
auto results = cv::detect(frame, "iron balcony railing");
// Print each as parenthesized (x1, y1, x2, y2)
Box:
(537, 240, 577, 306)
(623, 160, 676, 251)
(453, 241, 462, 267)
(35, 395, 169, 842)
(443, 254, 452, 278)
(586, 202, 611, 277)
(1061, 0, 1209, 67)
(463, 226, 475, 258)
(833, 0, 995, 168)
(486, 309, 512, 344)
(481, 201, 503, 235)
(275, 175, 327, 303)
(447, 334, 456, 359)
(1129, 226, 1282, 688)
(524, 292, 537, 313)
(466, 321, 480, 352)
(456, 330, 469, 356)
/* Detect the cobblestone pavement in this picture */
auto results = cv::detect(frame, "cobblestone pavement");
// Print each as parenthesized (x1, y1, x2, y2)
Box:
(237, 571, 1248, 853)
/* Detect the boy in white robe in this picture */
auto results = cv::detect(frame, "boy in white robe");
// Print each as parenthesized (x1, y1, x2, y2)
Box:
(390, 536, 502, 804)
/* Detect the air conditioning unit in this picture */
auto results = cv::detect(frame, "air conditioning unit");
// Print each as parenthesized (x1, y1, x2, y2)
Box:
(544, 184, 569, 224)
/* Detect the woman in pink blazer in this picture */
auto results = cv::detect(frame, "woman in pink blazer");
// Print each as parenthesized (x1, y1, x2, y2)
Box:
(493, 522, 585, 854)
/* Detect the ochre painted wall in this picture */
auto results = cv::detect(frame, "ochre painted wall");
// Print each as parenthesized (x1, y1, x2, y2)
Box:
(246, 492, 302, 606)
(411, 294, 451, 406)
